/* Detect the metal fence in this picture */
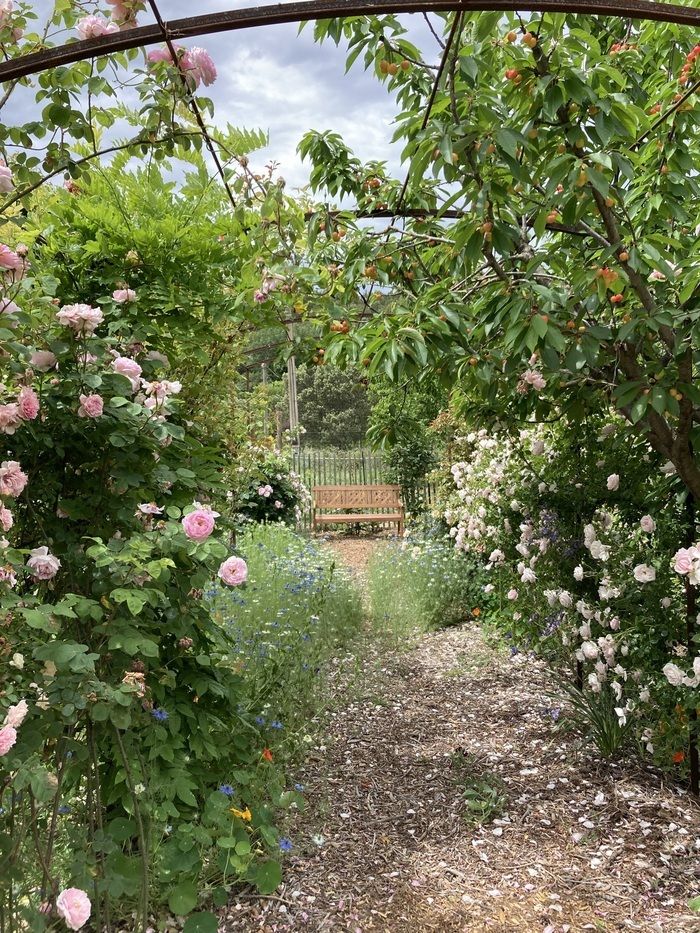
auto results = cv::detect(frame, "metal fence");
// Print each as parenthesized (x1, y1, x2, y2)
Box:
(292, 447, 438, 528)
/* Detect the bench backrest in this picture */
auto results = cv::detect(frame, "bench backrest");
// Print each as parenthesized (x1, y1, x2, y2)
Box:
(313, 484, 403, 510)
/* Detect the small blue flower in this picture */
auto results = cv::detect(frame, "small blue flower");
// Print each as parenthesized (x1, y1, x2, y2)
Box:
(151, 708, 168, 722)
(58, 805, 71, 815)
(218, 784, 235, 797)
(270, 720, 283, 730)
(254, 715, 266, 726)
(294, 783, 304, 793)
(279, 837, 293, 852)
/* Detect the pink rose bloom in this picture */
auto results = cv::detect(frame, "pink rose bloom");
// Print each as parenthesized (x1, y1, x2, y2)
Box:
(0, 460, 28, 497)
(27, 546, 61, 581)
(137, 502, 162, 514)
(0, 1, 13, 29)
(113, 288, 136, 303)
(0, 725, 17, 756)
(606, 473, 620, 491)
(0, 566, 17, 587)
(3, 699, 27, 729)
(147, 44, 183, 66)
(673, 547, 699, 575)
(182, 46, 217, 87)
(0, 505, 13, 532)
(218, 556, 248, 586)
(56, 888, 92, 931)
(78, 393, 104, 418)
(112, 356, 142, 392)
(56, 303, 103, 335)
(519, 369, 546, 391)
(0, 162, 13, 194)
(76, 14, 119, 39)
(182, 508, 216, 541)
(0, 403, 22, 434)
(640, 515, 656, 533)
(0, 244, 22, 271)
(30, 350, 57, 371)
(17, 386, 39, 420)
(507, 588, 518, 601)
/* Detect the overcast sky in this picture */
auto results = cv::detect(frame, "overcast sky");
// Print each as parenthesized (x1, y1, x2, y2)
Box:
(16, 1, 442, 192)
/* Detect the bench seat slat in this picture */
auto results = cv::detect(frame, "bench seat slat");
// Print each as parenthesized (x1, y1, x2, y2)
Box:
(314, 513, 404, 523)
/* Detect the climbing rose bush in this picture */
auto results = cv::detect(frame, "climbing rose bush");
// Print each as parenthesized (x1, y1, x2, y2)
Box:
(0, 244, 291, 929)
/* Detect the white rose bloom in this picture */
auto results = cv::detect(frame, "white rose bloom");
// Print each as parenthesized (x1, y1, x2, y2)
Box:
(633, 563, 656, 584)
(581, 640, 599, 660)
(573, 565, 584, 581)
(662, 662, 685, 687)
(606, 473, 620, 491)
(640, 515, 656, 533)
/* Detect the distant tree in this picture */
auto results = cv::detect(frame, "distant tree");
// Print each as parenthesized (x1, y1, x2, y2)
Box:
(294, 364, 371, 448)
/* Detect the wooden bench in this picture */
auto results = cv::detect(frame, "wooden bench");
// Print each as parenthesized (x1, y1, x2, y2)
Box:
(312, 484, 404, 535)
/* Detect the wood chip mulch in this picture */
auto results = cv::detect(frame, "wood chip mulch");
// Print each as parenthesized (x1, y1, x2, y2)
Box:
(221, 541, 700, 933)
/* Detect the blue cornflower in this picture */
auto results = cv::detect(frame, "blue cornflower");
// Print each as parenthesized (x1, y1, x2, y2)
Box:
(219, 784, 235, 797)
(279, 837, 293, 852)
(254, 715, 266, 726)
(270, 720, 283, 730)
(294, 783, 304, 792)
(58, 805, 71, 815)
(151, 708, 169, 722)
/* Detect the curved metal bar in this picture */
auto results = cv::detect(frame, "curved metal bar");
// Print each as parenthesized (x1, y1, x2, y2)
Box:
(1, 0, 700, 83)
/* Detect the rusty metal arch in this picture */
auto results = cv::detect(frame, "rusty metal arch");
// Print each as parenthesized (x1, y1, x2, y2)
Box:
(1, 0, 700, 83)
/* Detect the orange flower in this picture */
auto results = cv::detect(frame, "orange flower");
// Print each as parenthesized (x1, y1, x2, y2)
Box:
(262, 748, 273, 762)
(672, 750, 685, 764)
(229, 806, 252, 821)
(472, 607, 481, 618)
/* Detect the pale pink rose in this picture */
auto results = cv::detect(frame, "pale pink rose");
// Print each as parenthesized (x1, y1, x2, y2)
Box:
(56, 303, 103, 334)
(137, 502, 162, 514)
(182, 46, 217, 87)
(112, 356, 142, 392)
(0, 2, 12, 29)
(27, 546, 61, 581)
(673, 547, 697, 575)
(3, 699, 27, 729)
(606, 473, 620, 491)
(182, 508, 216, 541)
(147, 44, 183, 66)
(0, 460, 28, 497)
(506, 588, 518, 601)
(0, 505, 12, 532)
(17, 386, 39, 420)
(640, 515, 656, 533)
(0, 403, 22, 434)
(663, 661, 685, 686)
(78, 394, 104, 418)
(112, 288, 136, 303)
(218, 556, 248, 586)
(521, 369, 546, 390)
(56, 888, 91, 931)
(0, 566, 17, 587)
(76, 14, 119, 39)
(30, 350, 57, 371)
(0, 163, 13, 193)
(0, 244, 22, 271)
(0, 725, 16, 756)
(0, 297, 20, 320)
(633, 563, 656, 583)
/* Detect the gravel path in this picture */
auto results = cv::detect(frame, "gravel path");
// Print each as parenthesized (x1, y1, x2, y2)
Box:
(222, 539, 700, 932)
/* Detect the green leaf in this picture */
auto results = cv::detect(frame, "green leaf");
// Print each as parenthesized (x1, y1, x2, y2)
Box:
(254, 860, 282, 895)
(183, 913, 218, 933)
(168, 881, 198, 916)
(689, 896, 700, 912)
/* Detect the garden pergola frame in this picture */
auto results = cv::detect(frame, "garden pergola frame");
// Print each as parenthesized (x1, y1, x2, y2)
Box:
(1, 0, 700, 83)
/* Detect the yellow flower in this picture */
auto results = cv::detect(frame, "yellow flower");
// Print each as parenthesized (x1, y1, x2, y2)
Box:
(229, 806, 252, 822)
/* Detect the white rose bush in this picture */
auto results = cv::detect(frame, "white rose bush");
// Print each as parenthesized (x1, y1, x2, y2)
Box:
(440, 418, 699, 775)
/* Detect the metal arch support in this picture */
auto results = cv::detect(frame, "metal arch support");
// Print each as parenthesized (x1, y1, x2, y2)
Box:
(1, 0, 700, 83)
